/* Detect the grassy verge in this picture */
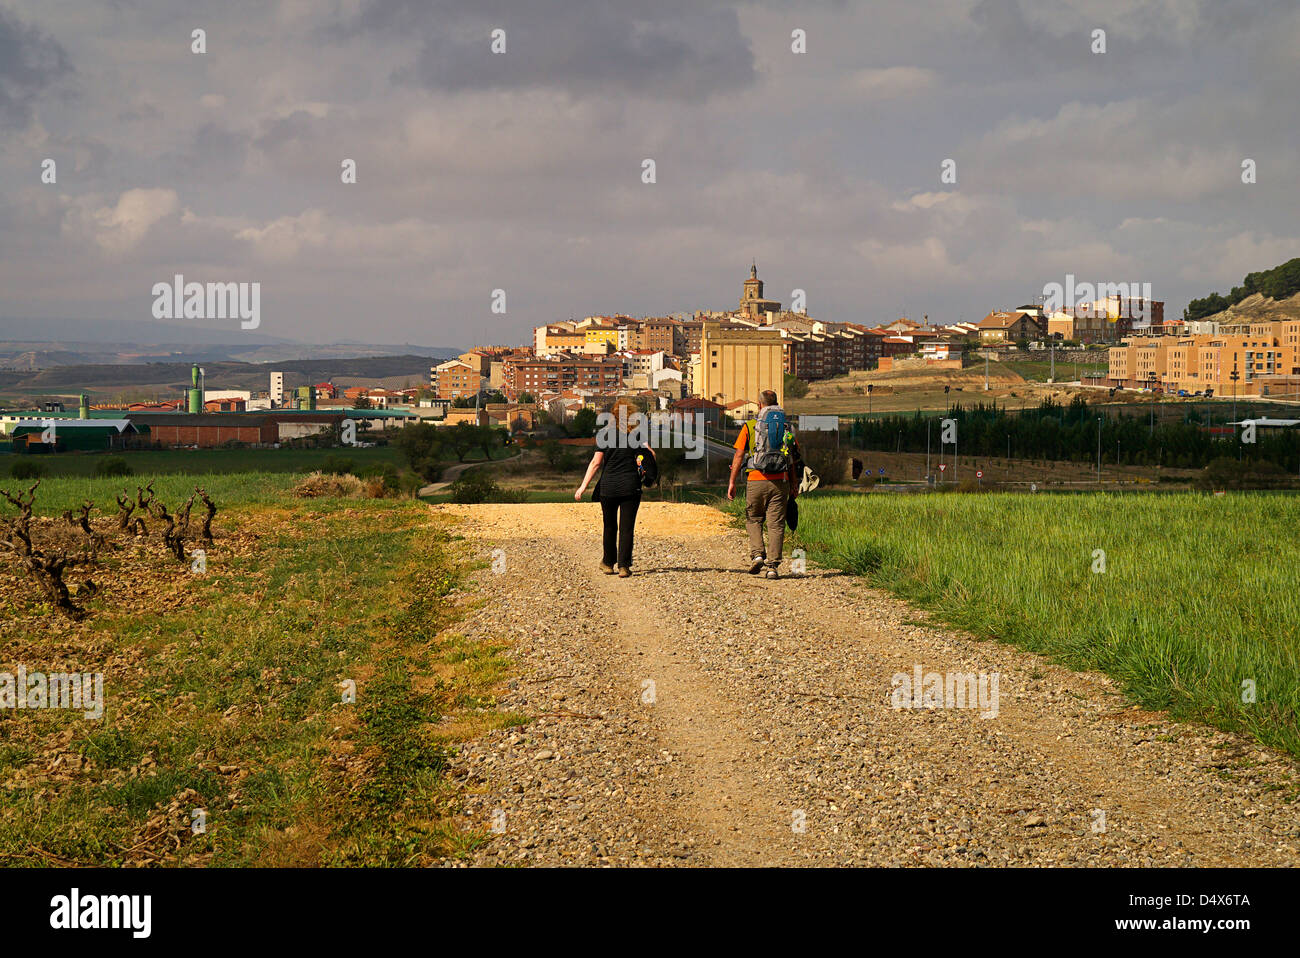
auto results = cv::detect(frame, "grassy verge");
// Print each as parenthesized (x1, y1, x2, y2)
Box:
(0, 446, 407, 478)
(740, 489, 1300, 760)
(0, 485, 521, 866)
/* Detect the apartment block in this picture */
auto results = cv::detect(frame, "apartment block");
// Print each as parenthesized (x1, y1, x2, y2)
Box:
(1107, 319, 1300, 395)
(781, 324, 874, 381)
(434, 359, 483, 400)
(504, 354, 623, 398)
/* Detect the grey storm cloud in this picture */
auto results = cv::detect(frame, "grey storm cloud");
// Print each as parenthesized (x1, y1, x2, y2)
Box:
(0, 0, 1297, 344)
(0, 5, 71, 127)
(336, 0, 755, 98)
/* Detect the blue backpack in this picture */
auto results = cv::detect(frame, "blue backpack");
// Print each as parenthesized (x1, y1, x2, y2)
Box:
(746, 406, 792, 474)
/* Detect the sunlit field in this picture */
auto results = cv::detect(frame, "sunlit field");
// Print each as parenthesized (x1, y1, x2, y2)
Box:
(786, 491, 1300, 758)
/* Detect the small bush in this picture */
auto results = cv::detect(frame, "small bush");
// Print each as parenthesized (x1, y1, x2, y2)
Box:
(1198, 456, 1287, 490)
(399, 472, 424, 497)
(94, 456, 133, 478)
(448, 470, 529, 503)
(320, 455, 356, 476)
(449, 471, 498, 503)
(9, 460, 44, 479)
(359, 462, 401, 494)
(414, 457, 443, 483)
(292, 471, 366, 498)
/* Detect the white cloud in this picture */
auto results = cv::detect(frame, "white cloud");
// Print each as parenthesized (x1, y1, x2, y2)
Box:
(62, 188, 180, 256)
(849, 66, 939, 99)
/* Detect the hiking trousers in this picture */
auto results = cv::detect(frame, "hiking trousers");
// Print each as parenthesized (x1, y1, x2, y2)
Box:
(745, 478, 788, 568)
(601, 493, 641, 569)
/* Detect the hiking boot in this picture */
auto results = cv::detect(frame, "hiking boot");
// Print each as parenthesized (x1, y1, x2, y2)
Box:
(764, 568, 780, 580)
(617, 566, 632, 578)
(748, 557, 766, 575)
(599, 562, 616, 575)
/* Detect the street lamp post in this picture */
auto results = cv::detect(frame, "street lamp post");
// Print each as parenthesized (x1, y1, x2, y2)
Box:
(1096, 416, 1102, 481)
(1149, 370, 1157, 434)
(1230, 368, 1241, 460)
(926, 418, 931, 483)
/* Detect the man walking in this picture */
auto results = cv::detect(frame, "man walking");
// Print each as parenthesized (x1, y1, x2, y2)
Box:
(726, 389, 799, 579)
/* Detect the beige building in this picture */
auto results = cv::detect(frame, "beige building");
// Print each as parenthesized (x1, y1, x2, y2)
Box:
(1046, 310, 1119, 344)
(1107, 318, 1300, 395)
(697, 322, 785, 408)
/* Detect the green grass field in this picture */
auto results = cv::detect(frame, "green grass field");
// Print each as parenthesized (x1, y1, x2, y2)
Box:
(0, 445, 406, 478)
(1, 473, 298, 515)
(778, 490, 1300, 759)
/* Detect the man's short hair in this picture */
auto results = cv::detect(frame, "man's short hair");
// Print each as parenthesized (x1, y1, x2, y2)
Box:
(760, 389, 778, 407)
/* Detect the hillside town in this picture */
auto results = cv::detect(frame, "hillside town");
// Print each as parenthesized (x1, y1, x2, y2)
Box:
(13, 263, 1300, 452)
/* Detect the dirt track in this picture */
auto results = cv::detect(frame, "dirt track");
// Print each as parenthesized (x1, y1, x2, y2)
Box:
(435, 502, 1300, 866)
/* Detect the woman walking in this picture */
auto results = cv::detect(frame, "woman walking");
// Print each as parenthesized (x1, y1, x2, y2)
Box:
(574, 399, 657, 577)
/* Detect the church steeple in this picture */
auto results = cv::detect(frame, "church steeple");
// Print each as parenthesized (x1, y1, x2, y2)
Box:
(739, 261, 780, 318)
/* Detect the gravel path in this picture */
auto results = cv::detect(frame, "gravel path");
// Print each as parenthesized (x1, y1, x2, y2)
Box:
(434, 502, 1300, 867)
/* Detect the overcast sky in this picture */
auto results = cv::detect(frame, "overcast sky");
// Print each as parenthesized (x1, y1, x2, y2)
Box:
(1, 0, 1296, 347)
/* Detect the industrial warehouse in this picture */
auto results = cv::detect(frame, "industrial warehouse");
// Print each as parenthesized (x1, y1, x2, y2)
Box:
(0, 365, 417, 453)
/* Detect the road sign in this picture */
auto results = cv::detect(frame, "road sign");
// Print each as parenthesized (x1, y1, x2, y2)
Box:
(939, 463, 946, 472)
(878, 467, 885, 475)
(976, 470, 983, 479)
(798, 415, 839, 431)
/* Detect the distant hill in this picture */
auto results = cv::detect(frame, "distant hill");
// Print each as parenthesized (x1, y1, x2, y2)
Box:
(0, 317, 293, 345)
(0, 318, 463, 369)
(1199, 291, 1300, 326)
(1185, 257, 1300, 321)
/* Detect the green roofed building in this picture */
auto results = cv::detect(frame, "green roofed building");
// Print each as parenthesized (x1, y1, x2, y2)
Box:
(6, 419, 143, 452)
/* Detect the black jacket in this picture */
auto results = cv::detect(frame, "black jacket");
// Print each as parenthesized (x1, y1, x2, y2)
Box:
(595, 444, 657, 499)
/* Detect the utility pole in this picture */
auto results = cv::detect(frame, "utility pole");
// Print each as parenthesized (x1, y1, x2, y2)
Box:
(927, 418, 932, 483)
(1050, 342, 1055, 382)
(984, 353, 989, 391)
